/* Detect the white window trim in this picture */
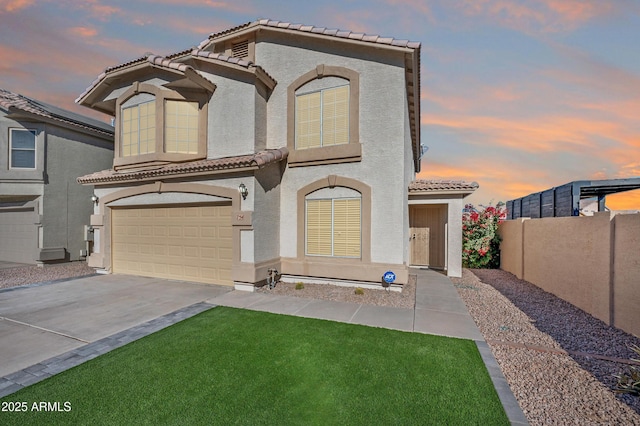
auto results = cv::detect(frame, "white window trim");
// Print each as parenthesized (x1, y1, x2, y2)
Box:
(9, 128, 37, 169)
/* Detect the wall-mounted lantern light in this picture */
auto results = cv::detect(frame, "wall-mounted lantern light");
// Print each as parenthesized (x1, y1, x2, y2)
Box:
(91, 195, 99, 205)
(239, 183, 248, 200)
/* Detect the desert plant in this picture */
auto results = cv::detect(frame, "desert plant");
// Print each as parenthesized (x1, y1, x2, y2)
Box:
(354, 287, 364, 295)
(614, 345, 640, 396)
(462, 202, 507, 268)
(295, 282, 304, 290)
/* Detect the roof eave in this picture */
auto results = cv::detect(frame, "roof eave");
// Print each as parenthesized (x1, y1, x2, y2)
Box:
(77, 61, 216, 115)
(409, 189, 477, 196)
(78, 164, 262, 186)
(190, 55, 277, 91)
(7, 107, 114, 140)
(201, 23, 419, 54)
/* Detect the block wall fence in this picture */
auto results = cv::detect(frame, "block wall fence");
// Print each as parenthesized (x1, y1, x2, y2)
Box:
(499, 212, 640, 338)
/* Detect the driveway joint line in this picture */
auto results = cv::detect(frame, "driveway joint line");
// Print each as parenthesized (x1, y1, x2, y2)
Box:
(0, 316, 90, 343)
(348, 304, 363, 323)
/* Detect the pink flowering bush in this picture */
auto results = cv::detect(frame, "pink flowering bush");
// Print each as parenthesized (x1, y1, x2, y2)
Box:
(462, 202, 507, 268)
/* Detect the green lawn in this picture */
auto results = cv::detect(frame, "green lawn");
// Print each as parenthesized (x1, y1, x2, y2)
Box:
(0, 307, 508, 425)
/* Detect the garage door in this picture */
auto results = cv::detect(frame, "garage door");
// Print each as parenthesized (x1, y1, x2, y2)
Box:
(0, 208, 37, 264)
(111, 205, 233, 285)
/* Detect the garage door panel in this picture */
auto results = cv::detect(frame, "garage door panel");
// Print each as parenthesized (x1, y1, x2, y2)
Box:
(219, 248, 233, 261)
(112, 205, 233, 285)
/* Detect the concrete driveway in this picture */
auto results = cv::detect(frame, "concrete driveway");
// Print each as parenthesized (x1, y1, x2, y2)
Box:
(0, 274, 232, 377)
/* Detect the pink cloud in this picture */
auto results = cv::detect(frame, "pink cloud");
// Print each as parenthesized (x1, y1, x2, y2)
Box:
(142, 0, 256, 15)
(542, 44, 640, 99)
(0, 0, 34, 12)
(418, 156, 557, 203)
(384, 0, 435, 20)
(421, 113, 619, 153)
(154, 16, 235, 38)
(452, 0, 618, 33)
(68, 26, 99, 38)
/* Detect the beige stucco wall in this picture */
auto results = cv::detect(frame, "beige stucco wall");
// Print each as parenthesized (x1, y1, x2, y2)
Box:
(258, 32, 412, 283)
(611, 213, 640, 337)
(523, 214, 612, 324)
(499, 218, 526, 279)
(499, 212, 640, 337)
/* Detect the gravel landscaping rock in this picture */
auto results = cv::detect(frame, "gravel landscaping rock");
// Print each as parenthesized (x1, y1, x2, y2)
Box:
(454, 268, 640, 425)
(256, 275, 416, 309)
(0, 262, 96, 290)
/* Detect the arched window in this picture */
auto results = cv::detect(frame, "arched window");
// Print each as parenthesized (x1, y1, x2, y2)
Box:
(305, 187, 361, 258)
(287, 66, 360, 167)
(114, 83, 208, 168)
(121, 93, 156, 156)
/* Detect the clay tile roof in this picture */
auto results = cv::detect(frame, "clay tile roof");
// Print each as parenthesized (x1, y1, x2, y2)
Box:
(77, 53, 216, 104)
(190, 49, 276, 85)
(191, 49, 254, 68)
(0, 88, 113, 137)
(77, 147, 289, 184)
(203, 18, 421, 51)
(409, 179, 479, 193)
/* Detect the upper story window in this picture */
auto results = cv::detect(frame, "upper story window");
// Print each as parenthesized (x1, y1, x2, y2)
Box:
(10, 129, 36, 169)
(122, 100, 155, 156)
(296, 85, 349, 150)
(165, 100, 199, 154)
(287, 66, 360, 167)
(114, 83, 208, 169)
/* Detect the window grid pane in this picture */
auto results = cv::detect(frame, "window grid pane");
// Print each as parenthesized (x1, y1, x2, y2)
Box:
(121, 100, 156, 157)
(165, 100, 199, 154)
(10, 129, 36, 168)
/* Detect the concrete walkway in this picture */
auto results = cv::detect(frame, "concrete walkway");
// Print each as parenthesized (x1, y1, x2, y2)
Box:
(0, 269, 527, 425)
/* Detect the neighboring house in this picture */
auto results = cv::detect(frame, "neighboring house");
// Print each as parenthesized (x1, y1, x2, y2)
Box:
(77, 19, 476, 289)
(0, 89, 114, 264)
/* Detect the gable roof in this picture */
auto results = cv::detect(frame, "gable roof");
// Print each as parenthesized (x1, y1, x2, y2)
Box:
(76, 50, 276, 114)
(200, 18, 421, 50)
(77, 147, 289, 185)
(0, 89, 114, 138)
(199, 19, 422, 171)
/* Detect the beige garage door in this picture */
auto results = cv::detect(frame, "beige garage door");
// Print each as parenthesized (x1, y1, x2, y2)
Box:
(111, 205, 233, 285)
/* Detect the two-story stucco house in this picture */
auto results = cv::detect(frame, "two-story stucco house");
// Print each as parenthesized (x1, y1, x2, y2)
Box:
(77, 19, 476, 290)
(0, 89, 114, 264)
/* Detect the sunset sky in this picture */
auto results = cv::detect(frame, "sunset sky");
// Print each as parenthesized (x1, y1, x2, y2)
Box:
(2, 0, 639, 208)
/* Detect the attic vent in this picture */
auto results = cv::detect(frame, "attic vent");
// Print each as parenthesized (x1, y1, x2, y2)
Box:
(231, 40, 249, 58)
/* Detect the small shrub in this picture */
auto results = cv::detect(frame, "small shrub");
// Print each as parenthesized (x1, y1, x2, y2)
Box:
(354, 287, 364, 295)
(614, 345, 640, 396)
(295, 282, 304, 290)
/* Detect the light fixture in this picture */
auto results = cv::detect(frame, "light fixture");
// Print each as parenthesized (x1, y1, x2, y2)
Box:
(91, 194, 99, 205)
(238, 183, 248, 200)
